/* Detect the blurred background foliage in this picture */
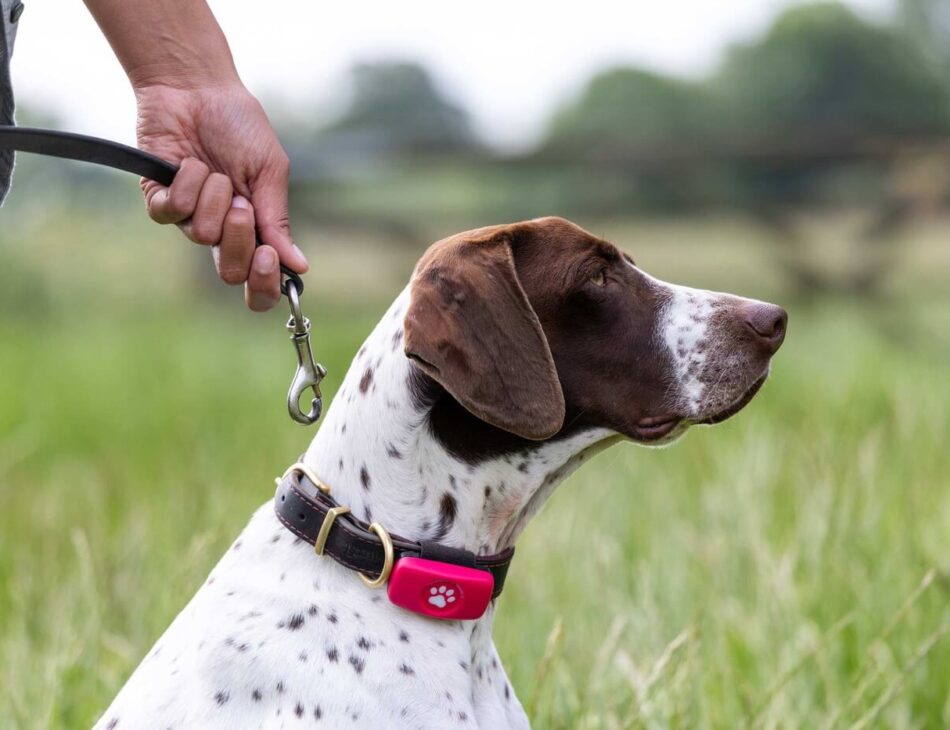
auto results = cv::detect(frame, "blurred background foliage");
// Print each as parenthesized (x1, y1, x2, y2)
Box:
(8, 1, 950, 307)
(2, 1, 950, 728)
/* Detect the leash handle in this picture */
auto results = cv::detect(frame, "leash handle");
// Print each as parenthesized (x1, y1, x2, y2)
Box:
(0, 125, 323, 425)
(0, 125, 179, 184)
(0, 126, 305, 294)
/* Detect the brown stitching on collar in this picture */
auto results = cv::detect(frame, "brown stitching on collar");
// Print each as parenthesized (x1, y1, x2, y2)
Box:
(287, 480, 386, 554)
(274, 501, 381, 574)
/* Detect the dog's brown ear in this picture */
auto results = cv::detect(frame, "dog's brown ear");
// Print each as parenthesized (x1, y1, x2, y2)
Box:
(404, 226, 565, 440)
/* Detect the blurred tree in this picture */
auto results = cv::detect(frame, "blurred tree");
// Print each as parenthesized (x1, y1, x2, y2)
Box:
(320, 61, 478, 156)
(716, 2, 950, 142)
(539, 69, 727, 213)
(899, 0, 950, 75)
(710, 4, 950, 300)
(532, 3, 950, 302)
(544, 68, 719, 157)
(285, 61, 482, 243)
(546, 3, 950, 158)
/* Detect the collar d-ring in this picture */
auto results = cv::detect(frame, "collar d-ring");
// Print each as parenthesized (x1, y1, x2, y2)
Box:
(358, 522, 394, 588)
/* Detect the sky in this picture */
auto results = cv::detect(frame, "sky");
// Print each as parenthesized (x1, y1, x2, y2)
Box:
(11, 0, 893, 151)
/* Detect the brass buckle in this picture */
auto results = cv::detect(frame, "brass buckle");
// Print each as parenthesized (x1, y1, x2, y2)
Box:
(278, 462, 332, 494)
(358, 522, 394, 588)
(275, 462, 392, 588)
(314, 506, 350, 556)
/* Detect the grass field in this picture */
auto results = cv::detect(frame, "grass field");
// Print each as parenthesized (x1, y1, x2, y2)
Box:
(1, 208, 949, 728)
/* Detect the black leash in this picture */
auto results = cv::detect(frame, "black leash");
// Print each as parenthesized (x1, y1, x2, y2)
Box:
(0, 125, 326, 424)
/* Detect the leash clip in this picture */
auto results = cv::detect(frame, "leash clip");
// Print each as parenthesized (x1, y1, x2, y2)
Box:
(284, 277, 327, 425)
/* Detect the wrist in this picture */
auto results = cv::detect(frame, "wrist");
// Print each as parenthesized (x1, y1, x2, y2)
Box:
(128, 60, 241, 93)
(84, 0, 241, 93)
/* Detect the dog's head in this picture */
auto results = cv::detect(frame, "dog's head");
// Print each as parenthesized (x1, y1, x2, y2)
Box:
(405, 217, 786, 445)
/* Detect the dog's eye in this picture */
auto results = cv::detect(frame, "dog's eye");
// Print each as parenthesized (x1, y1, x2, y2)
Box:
(590, 268, 607, 287)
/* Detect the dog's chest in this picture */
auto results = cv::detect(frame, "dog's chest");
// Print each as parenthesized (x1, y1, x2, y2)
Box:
(96, 503, 527, 729)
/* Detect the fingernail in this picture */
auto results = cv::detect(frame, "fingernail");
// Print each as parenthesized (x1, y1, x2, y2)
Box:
(254, 247, 277, 275)
(292, 244, 309, 269)
(248, 292, 275, 312)
(231, 195, 251, 210)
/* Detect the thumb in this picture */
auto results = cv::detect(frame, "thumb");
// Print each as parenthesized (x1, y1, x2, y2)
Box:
(249, 166, 308, 274)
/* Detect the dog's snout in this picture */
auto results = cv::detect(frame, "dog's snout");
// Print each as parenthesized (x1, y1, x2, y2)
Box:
(742, 302, 787, 353)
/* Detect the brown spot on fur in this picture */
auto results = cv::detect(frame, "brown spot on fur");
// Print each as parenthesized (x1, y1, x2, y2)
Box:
(431, 493, 457, 540)
(359, 367, 374, 394)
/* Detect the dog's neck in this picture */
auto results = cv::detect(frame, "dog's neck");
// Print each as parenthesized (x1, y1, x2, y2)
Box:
(300, 287, 614, 693)
(303, 287, 615, 556)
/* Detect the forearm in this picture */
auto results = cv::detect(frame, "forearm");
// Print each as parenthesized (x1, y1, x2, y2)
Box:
(82, 0, 239, 89)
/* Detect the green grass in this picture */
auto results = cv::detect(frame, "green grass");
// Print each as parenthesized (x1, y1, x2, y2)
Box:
(1, 212, 949, 728)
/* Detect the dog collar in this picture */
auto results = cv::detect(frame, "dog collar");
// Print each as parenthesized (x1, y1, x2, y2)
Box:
(274, 463, 514, 620)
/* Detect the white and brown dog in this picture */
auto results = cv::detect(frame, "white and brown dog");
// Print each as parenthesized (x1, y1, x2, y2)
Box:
(95, 217, 786, 729)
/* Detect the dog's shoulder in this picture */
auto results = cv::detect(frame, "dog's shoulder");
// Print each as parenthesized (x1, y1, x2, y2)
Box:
(96, 503, 485, 728)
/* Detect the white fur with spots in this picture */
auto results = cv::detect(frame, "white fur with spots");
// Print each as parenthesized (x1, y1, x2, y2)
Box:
(96, 288, 600, 730)
(659, 283, 717, 413)
(646, 266, 774, 423)
(95, 267, 773, 729)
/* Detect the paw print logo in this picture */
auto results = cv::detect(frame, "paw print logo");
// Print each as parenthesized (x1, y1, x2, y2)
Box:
(427, 584, 458, 609)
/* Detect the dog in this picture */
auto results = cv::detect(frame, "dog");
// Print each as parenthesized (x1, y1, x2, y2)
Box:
(94, 217, 786, 729)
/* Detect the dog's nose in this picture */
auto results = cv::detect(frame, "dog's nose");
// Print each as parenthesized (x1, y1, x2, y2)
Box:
(742, 302, 787, 353)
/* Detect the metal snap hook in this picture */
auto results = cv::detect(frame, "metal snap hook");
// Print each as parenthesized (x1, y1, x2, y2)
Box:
(284, 278, 327, 425)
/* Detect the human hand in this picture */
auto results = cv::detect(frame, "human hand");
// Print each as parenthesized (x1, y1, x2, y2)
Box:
(135, 82, 308, 311)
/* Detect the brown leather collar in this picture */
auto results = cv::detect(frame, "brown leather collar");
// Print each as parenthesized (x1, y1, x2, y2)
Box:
(273, 467, 514, 600)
